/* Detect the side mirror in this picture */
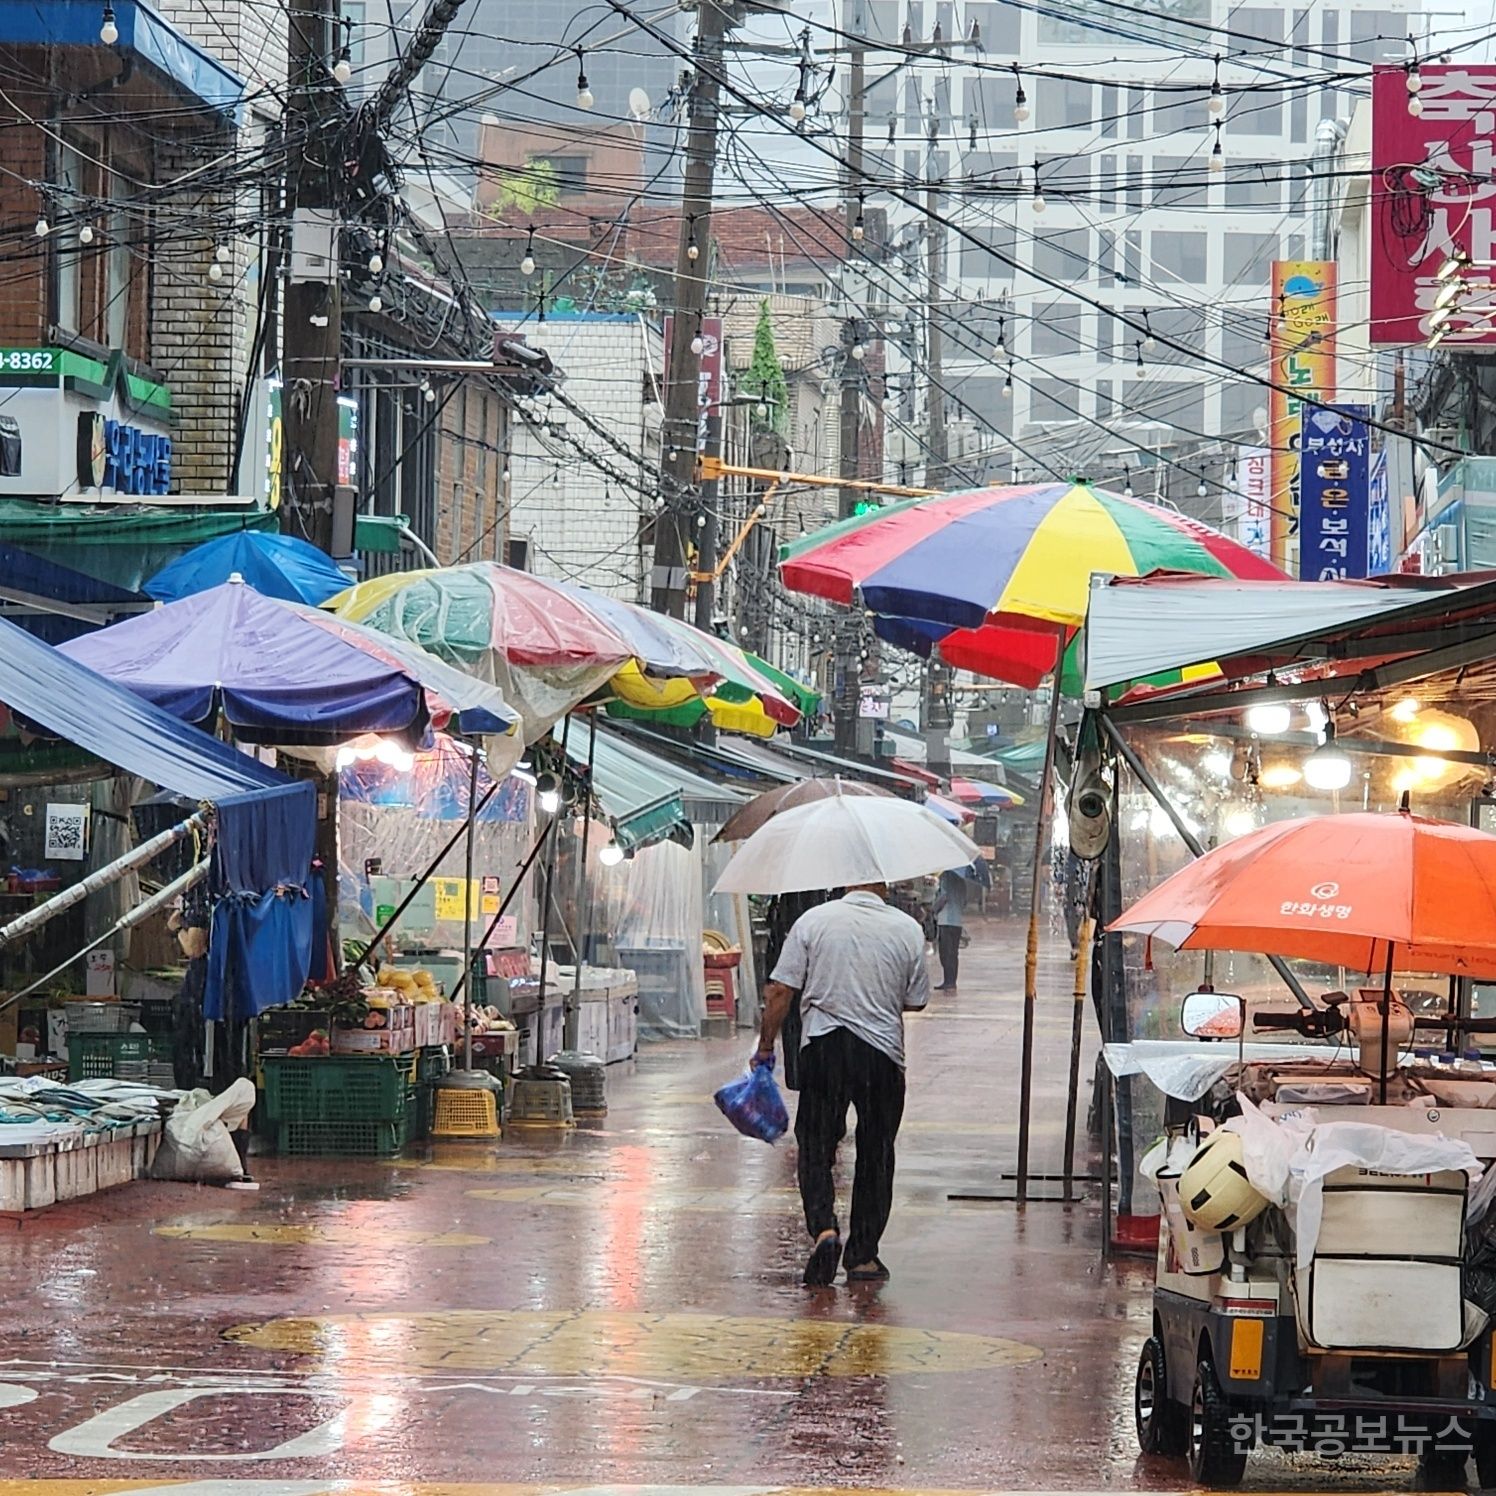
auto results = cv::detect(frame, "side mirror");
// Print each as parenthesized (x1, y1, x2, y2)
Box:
(1181, 989, 1245, 1040)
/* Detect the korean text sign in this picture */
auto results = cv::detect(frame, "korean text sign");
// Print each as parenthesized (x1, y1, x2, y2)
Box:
(1370, 64, 1496, 347)
(1299, 404, 1371, 581)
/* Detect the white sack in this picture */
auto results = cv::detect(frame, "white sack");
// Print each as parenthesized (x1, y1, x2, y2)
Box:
(149, 1078, 255, 1184)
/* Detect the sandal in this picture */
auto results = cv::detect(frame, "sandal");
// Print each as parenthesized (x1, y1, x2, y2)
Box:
(845, 1257, 891, 1282)
(803, 1232, 841, 1286)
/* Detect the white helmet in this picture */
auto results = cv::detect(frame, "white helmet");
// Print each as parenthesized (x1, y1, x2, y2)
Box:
(1177, 1129, 1269, 1232)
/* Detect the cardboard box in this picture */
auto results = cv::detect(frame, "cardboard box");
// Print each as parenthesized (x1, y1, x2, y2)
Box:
(331, 1005, 415, 1055)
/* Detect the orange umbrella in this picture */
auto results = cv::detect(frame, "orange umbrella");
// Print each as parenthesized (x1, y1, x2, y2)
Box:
(1112, 809, 1496, 979)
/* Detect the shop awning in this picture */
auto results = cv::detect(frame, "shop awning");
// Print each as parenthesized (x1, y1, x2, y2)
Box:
(1085, 573, 1496, 719)
(354, 514, 411, 555)
(0, 539, 150, 642)
(2, 0, 246, 121)
(756, 737, 919, 792)
(890, 755, 941, 788)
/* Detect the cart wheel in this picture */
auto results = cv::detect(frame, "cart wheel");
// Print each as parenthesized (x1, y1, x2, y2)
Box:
(1136, 1336, 1187, 1457)
(1187, 1357, 1248, 1488)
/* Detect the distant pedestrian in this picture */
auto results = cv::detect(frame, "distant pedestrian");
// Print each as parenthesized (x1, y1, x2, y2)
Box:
(754, 883, 930, 1286)
(933, 866, 966, 991)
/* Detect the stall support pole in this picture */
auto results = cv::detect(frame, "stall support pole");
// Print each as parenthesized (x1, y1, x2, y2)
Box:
(448, 825, 554, 1007)
(1379, 940, 1396, 1105)
(1016, 645, 1064, 1207)
(532, 719, 571, 1054)
(461, 740, 481, 1074)
(1062, 915, 1092, 1202)
(566, 713, 598, 1050)
(1098, 714, 1314, 1011)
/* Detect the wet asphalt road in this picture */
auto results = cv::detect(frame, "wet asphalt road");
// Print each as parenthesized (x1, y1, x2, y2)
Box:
(0, 918, 1468, 1493)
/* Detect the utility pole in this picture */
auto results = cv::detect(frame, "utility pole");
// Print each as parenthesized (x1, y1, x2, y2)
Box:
(653, 0, 738, 619)
(922, 174, 952, 780)
(832, 17, 867, 754)
(282, 0, 343, 556)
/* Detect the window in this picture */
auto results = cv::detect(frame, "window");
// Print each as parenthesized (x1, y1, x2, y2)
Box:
(960, 221, 1016, 278)
(1032, 227, 1089, 282)
(1234, 94, 1283, 135)
(1223, 231, 1276, 284)
(1095, 309, 1118, 361)
(1038, 0, 1209, 46)
(905, 76, 922, 130)
(1227, 6, 1283, 52)
(963, 2, 1021, 54)
(964, 149, 1019, 185)
(1125, 153, 1145, 211)
(105, 173, 136, 351)
(1224, 163, 1280, 209)
(1121, 86, 1147, 140)
(1096, 228, 1116, 287)
(1150, 230, 1208, 283)
(1220, 313, 1264, 367)
(1027, 377, 1076, 426)
(1147, 306, 1206, 364)
(864, 0, 900, 42)
(1290, 89, 1308, 144)
(1151, 155, 1207, 208)
(1037, 154, 1090, 200)
(1036, 78, 1094, 131)
(53, 139, 89, 334)
(1031, 300, 1084, 358)
(1220, 380, 1263, 435)
(1349, 10, 1407, 62)
(1122, 230, 1142, 286)
(1098, 156, 1121, 208)
(952, 373, 1006, 426)
(1099, 83, 1119, 138)
(538, 154, 589, 192)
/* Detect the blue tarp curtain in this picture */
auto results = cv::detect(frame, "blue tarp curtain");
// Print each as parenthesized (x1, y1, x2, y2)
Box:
(0, 617, 315, 1019)
(204, 784, 317, 1023)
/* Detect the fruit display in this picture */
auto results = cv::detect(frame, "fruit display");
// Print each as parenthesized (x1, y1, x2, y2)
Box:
(285, 1029, 330, 1057)
(465, 1004, 516, 1035)
(375, 965, 443, 1003)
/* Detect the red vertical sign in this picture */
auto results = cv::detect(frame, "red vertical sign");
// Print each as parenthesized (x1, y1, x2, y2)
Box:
(662, 315, 724, 450)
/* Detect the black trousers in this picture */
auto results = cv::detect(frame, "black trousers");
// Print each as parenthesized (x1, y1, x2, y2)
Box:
(936, 924, 961, 987)
(795, 1027, 906, 1266)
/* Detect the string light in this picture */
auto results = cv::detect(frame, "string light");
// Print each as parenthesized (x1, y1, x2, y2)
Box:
(1142, 311, 1156, 350)
(690, 315, 704, 355)
(1409, 94, 1424, 117)
(207, 260, 223, 282)
(790, 88, 807, 122)
(852, 193, 865, 242)
(34, 215, 49, 238)
(1209, 119, 1225, 172)
(1002, 361, 1013, 397)
(100, 5, 118, 44)
(1135, 340, 1146, 375)
(1406, 59, 1423, 94)
(215, 243, 231, 263)
(1197, 474, 1208, 497)
(368, 251, 383, 273)
(968, 114, 978, 150)
(851, 342, 866, 361)
(575, 48, 593, 109)
(887, 114, 896, 145)
(333, 50, 352, 84)
(1030, 167, 1045, 214)
(1122, 468, 1134, 498)
(368, 294, 383, 313)
(1208, 56, 1224, 117)
(686, 216, 700, 261)
(78, 224, 94, 245)
(1012, 64, 1029, 124)
(520, 226, 535, 277)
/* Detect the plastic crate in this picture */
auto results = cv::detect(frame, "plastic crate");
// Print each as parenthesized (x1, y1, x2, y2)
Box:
(273, 1116, 409, 1157)
(417, 1045, 453, 1084)
(68, 1032, 172, 1083)
(66, 1001, 139, 1034)
(432, 1087, 500, 1138)
(260, 1055, 409, 1125)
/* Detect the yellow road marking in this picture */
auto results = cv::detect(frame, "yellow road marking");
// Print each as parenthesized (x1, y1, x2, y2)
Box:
(224, 1307, 1043, 1378)
(155, 1224, 491, 1247)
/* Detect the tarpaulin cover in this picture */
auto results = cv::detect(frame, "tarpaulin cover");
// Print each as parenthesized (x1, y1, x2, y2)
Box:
(0, 538, 146, 644)
(0, 615, 289, 802)
(147, 531, 351, 606)
(204, 782, 317, 1022)
(61, 580, 430, 745)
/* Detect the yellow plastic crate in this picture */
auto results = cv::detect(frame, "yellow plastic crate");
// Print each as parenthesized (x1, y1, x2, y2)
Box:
(431, 1087, 500, 1138)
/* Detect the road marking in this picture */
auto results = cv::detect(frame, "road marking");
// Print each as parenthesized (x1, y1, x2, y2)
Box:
(224, 1308, 1043, 1378)
(0, 1485, 1205, 1495)
(154, 1225, 491, 1248)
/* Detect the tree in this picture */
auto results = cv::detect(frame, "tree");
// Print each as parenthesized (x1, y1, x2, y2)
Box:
(746, 299, 789, 438)
(488, 157, 560, 218)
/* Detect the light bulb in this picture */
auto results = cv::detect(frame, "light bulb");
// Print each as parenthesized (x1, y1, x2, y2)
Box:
(852, 219, 865, 242)
(208, 261, 223, 282)
(1246, 701, 1291, 736)
(368, 294, 383, 312)
(790, 96, 807, 122)
(1303, 729, 1352, 791)
(502, 467, 511, 483)
(368, 251, 383, 273)
(1123, 483, 1133, 498)
(1197, 478, 1208, 497)
(78, 224, 94, 245)
(599, 840, 625, 867)
(1208, 84, 1225, 117)
(1406, 64, 1423, 94)
(520, 253, 536, 276)
(424, 385, 437, 404)
(577, 84, 594, 109)
(215, 243, 231, 263)
(1031, 190, 1045, 213)
(691, 334, 704, 354)
(34, 216, 49, 238)
(1209, 140, 1224, 172)
(1408, 96, 1424, 117)
(687, 241, 700, 261)
(333, 57, 352, 84)
(696, 515, 707, 528)
(100, 6, 118, 44)
(851, 342, 866, 360)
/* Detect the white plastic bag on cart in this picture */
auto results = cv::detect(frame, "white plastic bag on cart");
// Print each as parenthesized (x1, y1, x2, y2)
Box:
(149, 1078, 256, 1183)
(1287, 1120, 1482, 1270)
(1221, 1093, 1313, 1207)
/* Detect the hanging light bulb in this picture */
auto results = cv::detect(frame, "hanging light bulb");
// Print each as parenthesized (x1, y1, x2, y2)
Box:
(1406, 60, 1423, 94)
(78, 224, 94, 245)
(424, 384, 437, 404)
(215, 243, 231, 263)
(887, 113, 897, 145)
(851, 341, 866, 361)
(852, 194, 865, 242)
(1208, 56, 1224, 117)
(1012, 64, 1029, 124)
(368, 250, 383, 273)
(1142, 311, 1156, 350)
(34, 214, 49, 238)
(1197, 474, 1209, 497)
(1303, 723, 1353, 791)
(100, 5, 118, 44)
(535, 772, 562, 815)
(1209, 119, 1225, 172)
(1030, 168, 1045, 214)
(1122, 468, 1134, 498)
(520, 227, 536, 277)
(690, 316, 704, 355)
(368, 294, 383, 313)
(687, 238, 700, 262)
(1002, 361, 1013, 397)
(790, 89, 807, 122)
(333, 51, 352, 84)
(598, 839, 625, 867)
(1135, 340, 1146, 374)
(576, 49, 593, 108)
(207, 261, 224, 282)
(1408, 95, 1424, 117)
(1246, 701, 1291, 735)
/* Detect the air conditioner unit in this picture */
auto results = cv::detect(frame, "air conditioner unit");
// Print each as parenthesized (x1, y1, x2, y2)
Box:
(1432, 522, 1460, 571)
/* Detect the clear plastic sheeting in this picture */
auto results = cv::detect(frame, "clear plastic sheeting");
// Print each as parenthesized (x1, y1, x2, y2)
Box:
(1104, 1041, 1346, 1102)
(703, 836, 757, 1006)
(614, 840, 707, 1039)
(338, 737, 534, 954)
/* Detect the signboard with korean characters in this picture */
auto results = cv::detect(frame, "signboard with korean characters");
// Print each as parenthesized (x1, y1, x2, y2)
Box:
(1299, 405, 1371, 581)
(1370, 64, 1496, 347)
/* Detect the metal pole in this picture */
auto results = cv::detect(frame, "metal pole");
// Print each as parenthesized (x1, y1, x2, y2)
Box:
(566, 712, 598, 1049)
(532, 718, 572, 1053)
(1062, 914, 1093, 1203)
(1379, 939, 1396, 1105)
(461, 738, 481, 1073)
(447, 825, 554, 1007)
(1016, 643, 1063, 1206)
(1098, 713, 1315, 1011)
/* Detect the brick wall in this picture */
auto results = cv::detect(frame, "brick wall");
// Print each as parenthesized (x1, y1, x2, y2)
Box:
(502, 316, 659, 599)
(434, 380, 510, 565)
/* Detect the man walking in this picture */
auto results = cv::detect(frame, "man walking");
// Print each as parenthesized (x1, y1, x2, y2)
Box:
(933, 866, 966, 991)
(754, 882, 929, 1286)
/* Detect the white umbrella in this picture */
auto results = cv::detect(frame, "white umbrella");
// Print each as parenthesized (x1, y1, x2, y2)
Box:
(713, 793, 982, 895)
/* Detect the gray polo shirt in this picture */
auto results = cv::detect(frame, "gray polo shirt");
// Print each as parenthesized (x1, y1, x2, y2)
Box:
(770, 890, 930, 1068)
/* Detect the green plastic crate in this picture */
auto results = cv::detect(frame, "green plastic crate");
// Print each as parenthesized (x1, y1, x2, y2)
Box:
(261, 1055, 408, 1125)
(68, 1032, 172, 1083)
(273, 1116, 409, 1157)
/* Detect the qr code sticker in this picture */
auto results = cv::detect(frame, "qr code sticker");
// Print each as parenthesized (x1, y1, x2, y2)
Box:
(44, 802, 88, 861)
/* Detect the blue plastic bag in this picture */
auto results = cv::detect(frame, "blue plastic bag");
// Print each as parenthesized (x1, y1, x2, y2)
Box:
(714, 1056, 790, 1144)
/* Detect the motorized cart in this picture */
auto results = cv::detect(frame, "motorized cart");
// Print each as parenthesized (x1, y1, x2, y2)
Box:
(1131, 988, 1496, 1489)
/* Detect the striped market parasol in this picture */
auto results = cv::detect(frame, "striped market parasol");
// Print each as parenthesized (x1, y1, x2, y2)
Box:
(779, 481, 1283, 694)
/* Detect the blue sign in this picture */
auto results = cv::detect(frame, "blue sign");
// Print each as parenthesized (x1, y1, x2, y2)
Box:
(77, 412, 172, 495)
(1367, 449, 1392, 576)
(1298, 404, 1370, 581)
